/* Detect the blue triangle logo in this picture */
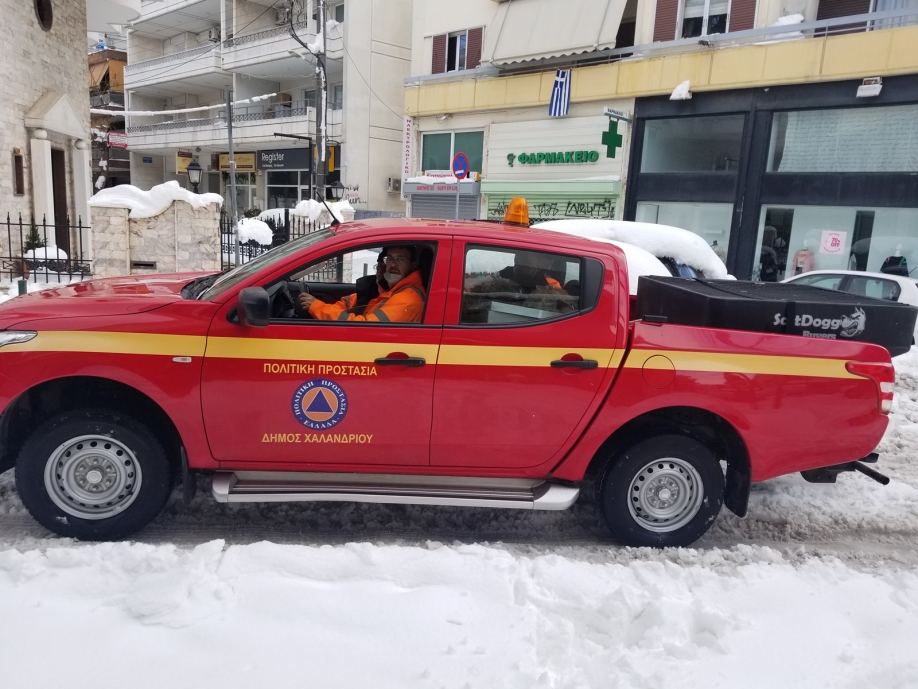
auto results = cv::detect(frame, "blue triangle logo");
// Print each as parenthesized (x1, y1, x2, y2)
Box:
(306, 390, 334, 413)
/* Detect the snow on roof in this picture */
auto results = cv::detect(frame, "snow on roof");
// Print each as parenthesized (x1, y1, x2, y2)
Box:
(89, 181, 223, 219)
(534, 219, 729, 279)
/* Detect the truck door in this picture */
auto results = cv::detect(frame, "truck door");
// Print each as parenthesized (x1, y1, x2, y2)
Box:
(430, 240, 621, 470)
(201, 237, 449, 467)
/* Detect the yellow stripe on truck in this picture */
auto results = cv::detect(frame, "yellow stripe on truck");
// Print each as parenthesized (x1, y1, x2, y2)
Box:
(624, 348, 858, 379)
(205, 337, 440, 363)
(438, 345, 618, 368)
(1, 331, 206, 357)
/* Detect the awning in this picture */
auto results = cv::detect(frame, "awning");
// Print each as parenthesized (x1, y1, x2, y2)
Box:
(481, 0, 628, 66)
(88, 63, 110, 89)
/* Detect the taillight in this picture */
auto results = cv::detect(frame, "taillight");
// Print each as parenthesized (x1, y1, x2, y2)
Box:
(846, 361, 896, 414)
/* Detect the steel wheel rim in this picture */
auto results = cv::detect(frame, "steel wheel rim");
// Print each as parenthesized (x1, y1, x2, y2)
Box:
(44, 434, 142, 520)
(627, 457, 704, 533)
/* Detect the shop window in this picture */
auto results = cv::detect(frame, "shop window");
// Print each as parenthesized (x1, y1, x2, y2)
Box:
(225, 171, 257, 215)
(636, 202, 733, 267)
(767, 105, 918, 173)
(641, 115, 745, 173)
(461, 245, 581, 325)
(267, 170, 311, 209)
(754, 205, 918, 282)
(680, 0, 728, 37)
(420, 131, 484, 174)
(331, 84, 343, 111)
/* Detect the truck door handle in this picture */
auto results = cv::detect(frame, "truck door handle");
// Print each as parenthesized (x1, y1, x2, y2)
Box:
(551, 359, 598, 369)
(375, 354, 426, 367)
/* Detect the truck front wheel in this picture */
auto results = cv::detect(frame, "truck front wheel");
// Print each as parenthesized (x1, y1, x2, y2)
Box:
(15, 409, 173, 541)
(598, 434, 724, 548)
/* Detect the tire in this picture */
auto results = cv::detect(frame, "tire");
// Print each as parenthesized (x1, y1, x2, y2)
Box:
(598, 434, 724, 548)
(15, 408, 173, 541)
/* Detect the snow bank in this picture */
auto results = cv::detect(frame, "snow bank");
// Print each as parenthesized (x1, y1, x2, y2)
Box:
(534, 218, 730, 278)
(89, 181, 224, 219)
(22, 246, 67, 261)
(237, 218, 273, 246)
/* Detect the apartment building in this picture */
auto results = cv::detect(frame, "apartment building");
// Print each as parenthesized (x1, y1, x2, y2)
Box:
(89, 48, 131, 189)
(124, 0, 411, 217)
(405, 0, 918, 281)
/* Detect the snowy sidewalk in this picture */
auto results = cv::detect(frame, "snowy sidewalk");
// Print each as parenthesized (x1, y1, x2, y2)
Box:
(1, 351, 917, 687)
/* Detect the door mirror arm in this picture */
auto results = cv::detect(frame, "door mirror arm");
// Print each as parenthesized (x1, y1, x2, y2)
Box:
(238, 287, 271, 327)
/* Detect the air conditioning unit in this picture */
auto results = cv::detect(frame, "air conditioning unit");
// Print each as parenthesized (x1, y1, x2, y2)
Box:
(197, 26, 220, 43)
(275, 6, 291, 25)
(387, 177, 401, 194)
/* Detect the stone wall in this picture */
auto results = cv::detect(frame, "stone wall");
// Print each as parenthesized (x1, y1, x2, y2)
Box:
(0, 0, 89, 219)
(91, 200, 221, 278)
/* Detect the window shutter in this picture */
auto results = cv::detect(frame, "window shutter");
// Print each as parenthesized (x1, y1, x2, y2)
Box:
(816, 0, 871, 20)
(653, 0, 680, 41)
(432, 34, 446, 74)
(729, 0, 757, 31)
(467, 27, 483, 69)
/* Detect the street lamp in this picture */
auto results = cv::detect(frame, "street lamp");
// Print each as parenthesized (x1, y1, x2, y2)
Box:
(186, 160, 203, 193)
(329, 181, 345, 202)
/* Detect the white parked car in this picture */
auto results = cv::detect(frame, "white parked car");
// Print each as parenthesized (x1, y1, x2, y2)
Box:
(783, 269, 918, 343)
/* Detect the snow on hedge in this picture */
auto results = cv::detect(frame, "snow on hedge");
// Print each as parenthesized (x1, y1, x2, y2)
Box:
(534, 218, 730, 278)
(89, 181, 223, 219)
(237, 218, 273, 246)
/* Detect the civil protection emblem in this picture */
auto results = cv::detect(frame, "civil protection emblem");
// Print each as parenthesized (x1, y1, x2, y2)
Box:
(292, 379, 348, 430)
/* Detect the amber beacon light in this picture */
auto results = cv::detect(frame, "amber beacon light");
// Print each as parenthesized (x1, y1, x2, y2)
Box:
(504, 197, 530, 226)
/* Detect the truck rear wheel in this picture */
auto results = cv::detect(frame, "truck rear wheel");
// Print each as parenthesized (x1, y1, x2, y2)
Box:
(598, 434, 724, 548)
(15, 409, 173, 541)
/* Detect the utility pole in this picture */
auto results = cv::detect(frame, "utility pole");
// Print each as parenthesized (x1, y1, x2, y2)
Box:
(289, 0, 327, 202)
(225, 84, 240, 267)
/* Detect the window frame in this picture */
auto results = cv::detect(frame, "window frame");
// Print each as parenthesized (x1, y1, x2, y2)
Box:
(446, 30, 468, 72)
(330, 83, 343, 111)
(676, 0, 731, 38)
(12, 153, 25, 196)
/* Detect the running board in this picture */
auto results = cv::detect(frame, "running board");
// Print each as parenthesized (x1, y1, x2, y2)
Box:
(211, 471, 579, 511)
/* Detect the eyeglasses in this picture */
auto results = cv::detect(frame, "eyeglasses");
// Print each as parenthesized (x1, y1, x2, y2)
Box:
(384, 255, 411, 266)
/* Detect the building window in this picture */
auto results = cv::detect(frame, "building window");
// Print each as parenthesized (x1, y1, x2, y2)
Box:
(681, 0, 728, 37)
(12, 153, 25, 196)
(421, 131, 484, 174)
(304, 89, 316, 109)
(447, 31, 468, 72)
(331, 2, 345, 23)
(767, 105, 918, 173)
(331, 84, 343, 111)
(641, 115, 745, 173)
(226, 172, 257, 215)
(431, 28, 483, 75)
(267, 171, 312, 209)
(34, 0, 52, 31)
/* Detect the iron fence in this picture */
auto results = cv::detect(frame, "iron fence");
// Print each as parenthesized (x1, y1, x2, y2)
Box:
(220, 209, 327, 271)
(1, 214, 91, 284)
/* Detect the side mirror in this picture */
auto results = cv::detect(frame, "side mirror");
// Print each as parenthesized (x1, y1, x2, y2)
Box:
(238, 287, 270, 327)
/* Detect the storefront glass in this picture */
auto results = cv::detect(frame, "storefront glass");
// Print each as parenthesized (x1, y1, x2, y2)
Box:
(754, 205, 918, 281)
(641, 115, 745, 173)
(266, 170, 311, 209)
(767, 104, 918, 173)
(226, 172, 257, 214)
(636, 201, 733, 262)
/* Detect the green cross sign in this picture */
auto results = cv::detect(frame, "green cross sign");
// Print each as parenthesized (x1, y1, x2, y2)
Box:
(601, 120, 624, 159)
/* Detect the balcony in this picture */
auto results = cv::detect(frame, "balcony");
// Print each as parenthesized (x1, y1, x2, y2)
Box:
(221, 20, 344, 78)
(125, 99, 322, 150)
(124, 44, 229, 93)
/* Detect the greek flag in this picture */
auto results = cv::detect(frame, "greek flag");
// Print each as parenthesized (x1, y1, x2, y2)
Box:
(548, 69, 571, 117)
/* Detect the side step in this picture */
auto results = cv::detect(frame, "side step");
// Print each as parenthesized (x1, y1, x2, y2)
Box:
(212, 471, 579, 511)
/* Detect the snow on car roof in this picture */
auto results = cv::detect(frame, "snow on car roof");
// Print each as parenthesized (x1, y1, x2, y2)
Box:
(533, 219, 729, 279)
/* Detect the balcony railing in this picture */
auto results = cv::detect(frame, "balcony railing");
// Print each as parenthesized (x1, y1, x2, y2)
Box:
(223, 21, 311, 48)
(125, 44, 215, 73)
(126, 99, 313, 134)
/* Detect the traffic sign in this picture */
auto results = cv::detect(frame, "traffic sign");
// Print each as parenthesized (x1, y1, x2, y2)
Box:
(452, 152, 469, 180)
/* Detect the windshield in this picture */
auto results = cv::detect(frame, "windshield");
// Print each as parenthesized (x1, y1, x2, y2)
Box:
(199, 229, 335, 300)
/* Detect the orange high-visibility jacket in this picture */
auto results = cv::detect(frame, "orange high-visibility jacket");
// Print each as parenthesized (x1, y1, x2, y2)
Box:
(308, 270, 426, 323)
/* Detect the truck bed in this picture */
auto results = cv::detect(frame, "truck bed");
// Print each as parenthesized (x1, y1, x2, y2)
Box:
(634, 277, 918, 357)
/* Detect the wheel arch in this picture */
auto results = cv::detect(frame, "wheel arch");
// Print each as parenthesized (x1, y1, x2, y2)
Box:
(585, 406, 752, 517)
(0, 376, 184, 479)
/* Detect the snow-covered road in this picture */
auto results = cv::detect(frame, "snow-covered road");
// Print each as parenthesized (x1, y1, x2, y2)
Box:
(1, 351, 917, 688)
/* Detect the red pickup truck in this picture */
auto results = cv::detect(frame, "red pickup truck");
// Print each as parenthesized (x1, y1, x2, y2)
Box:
(0, 219, 900, 547)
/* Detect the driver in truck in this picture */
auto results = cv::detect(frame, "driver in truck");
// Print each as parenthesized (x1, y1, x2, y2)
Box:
(298, 245, 426, 323)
